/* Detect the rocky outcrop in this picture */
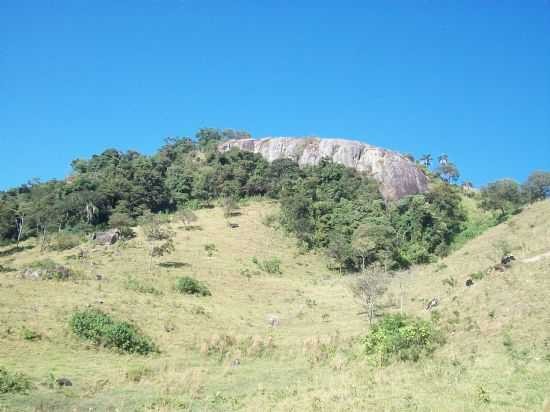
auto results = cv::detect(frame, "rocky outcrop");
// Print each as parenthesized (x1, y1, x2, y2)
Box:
(219, 137, 429, 200)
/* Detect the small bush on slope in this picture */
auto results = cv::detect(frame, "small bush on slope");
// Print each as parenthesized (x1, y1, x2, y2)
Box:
(175, 276, 211, 296)
(69, 308, 157, 355)
(252, 256, 282, 274)
(363, 314, 444, 365)
(0, 367, 33, 394)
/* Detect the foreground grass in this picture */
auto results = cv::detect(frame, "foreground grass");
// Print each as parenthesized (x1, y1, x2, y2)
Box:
(1, 199, 549, 411)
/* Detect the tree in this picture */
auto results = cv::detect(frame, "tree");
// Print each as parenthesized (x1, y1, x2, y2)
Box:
(326, 232, 353, 274)
(352, 218, 396, 271)
(222, 196, 239, 218)
(437, 154, 449, 165)
(480, 179, 524, 217)
(140, 212, 176, 273)
(436, 162, 460, 184)
(350, 264, 388, 324)
(195, 128, 224, 151)
(419, 154, 432, 168)
(178, 208, 198, 229)
(522, 171, 550, 202)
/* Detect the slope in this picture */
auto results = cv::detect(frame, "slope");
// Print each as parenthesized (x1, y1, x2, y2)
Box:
(0, 199, 549, 411)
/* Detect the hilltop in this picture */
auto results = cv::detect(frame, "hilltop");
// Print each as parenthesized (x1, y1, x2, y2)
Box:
(219, 137, 429, 200)
(1, 198, 549, 411)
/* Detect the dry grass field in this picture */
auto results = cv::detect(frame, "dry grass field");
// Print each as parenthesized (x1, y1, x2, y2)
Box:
(1, 199, 549, 411)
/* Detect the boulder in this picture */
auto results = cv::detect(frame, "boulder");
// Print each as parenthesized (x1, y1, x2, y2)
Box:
(56, 377, 72, 387)
(93, 229, 120, 245)
(20, 265, 72, 281)
(219, 137, 429, 201)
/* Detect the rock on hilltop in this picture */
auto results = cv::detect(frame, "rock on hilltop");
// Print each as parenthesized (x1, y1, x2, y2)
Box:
(219, 137, 429, 200)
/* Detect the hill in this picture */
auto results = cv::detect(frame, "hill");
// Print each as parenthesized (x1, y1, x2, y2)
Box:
(1, 198, 549, 411)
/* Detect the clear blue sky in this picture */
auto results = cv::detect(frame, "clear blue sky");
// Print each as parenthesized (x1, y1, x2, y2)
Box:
(1, 0, 549, 190)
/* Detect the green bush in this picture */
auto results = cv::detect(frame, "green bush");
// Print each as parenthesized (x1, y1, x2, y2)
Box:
(363, 314, 444, 365)
(21, 327, 41, 341)
(0, 367, 33, 394)
(47, 232, 81, 251)
(252, 256, 282, 274)
(69, 308, 157, 355)
(204, 243, 217, 257)
(175, 276, 211, 296)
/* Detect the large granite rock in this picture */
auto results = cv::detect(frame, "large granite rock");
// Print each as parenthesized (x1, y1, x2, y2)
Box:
(219, 137, 429, 200)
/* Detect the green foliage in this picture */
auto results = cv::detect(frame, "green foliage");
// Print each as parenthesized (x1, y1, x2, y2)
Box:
(69, 308, 157, 355)
(522, 170, 550, 202)
(252, 256, 282, 274)
(21, 327, 41, 341)
(480, 179, 525, 218)
(435, 162, 460, 184)
(279, 160, 466, 269)
(204, 243, 217, 257)
(363, 314, 444, 365)
(47, 232, 81, 251)
(0, 367, 33, 394)
(175, 276, 211, 296)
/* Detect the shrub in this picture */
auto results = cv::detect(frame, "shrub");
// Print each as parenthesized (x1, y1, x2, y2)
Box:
(47, 232, 81, 251)
(363, 314, 444, 365)
(21, 327, 41, 341)
(175, 276, 211, 296)
(252, 257, 282, 274)
(0, 367, 33, 394)
(204, 243, 217, 257)
(69, 308, 157, 355)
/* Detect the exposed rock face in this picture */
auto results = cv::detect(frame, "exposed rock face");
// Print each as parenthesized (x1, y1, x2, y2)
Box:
(219, 137, 429, 200)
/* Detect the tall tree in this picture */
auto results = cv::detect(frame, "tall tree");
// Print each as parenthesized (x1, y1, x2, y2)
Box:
(419, 154, 432, 168)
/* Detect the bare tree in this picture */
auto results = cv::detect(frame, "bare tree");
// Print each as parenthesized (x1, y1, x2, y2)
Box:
(350, 264, 388, 324)
(140, 212, 176, 274)
(178, 208, 198, 229)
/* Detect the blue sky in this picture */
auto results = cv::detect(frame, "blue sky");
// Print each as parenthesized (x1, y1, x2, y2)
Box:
(1, 0, 549, 190)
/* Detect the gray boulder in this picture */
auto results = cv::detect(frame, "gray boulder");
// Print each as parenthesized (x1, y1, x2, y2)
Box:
(93, 229, 121, 245)
(219, 137, 429, 201)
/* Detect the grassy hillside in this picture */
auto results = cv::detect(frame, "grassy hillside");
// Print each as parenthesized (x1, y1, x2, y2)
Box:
(1, 199, 549, 411)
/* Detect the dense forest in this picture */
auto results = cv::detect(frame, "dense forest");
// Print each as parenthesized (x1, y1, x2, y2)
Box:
(1, 128, 548, 271)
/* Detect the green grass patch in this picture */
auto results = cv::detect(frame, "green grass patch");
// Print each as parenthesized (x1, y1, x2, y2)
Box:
(0, 367, 33, 394)
(252, 256, 282, 274)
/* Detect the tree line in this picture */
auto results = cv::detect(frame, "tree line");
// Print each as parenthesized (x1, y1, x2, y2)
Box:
(1, 128, 548, 272)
